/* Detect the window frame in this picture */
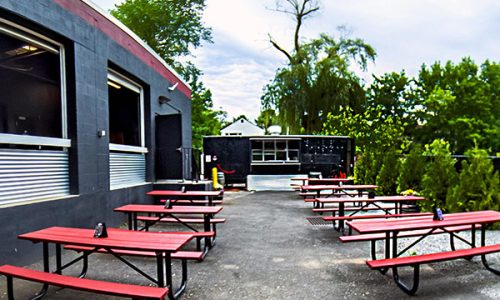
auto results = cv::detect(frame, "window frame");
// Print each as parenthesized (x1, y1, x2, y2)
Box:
(250, 138, 300, 165)
(0, 17, 68, 145)
(107, 69, 147, 154)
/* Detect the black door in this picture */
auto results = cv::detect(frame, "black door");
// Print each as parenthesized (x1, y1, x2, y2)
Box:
(156, 114, 182, 179)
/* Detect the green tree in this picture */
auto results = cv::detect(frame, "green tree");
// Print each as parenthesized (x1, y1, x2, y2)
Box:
(367, 71, 418, 136)
(255, 108, 279, 134)
(376, 146, 400, 195)
(323, 107, 406, 185)
(262, 1, 376, 133)
(111, 0, 223, 149)
(448, 147, 500, 212)
(111, 0, 211, 66)
(397, 143, 426, 194)
(420, 139, 458, 211)
(185, 64, 226, 149)
(414, 58, 500, 154)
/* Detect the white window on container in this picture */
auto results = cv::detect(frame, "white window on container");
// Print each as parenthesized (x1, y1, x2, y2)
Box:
(0, 19, 70, 206)
(107, 70, 147, 189)
(250, 139, 300, 164)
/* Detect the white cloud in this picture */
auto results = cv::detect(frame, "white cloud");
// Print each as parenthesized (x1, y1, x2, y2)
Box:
(193, 31, 281, 121)
(88, 0, 122, 11)
(92, 0, 500, 121)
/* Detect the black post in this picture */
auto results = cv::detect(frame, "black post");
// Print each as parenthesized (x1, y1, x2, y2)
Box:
(156, 252, 165, 287)
(55, 244, 62, 274)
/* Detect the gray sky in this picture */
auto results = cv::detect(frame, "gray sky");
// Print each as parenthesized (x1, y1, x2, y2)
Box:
(92, 0, 500, 121)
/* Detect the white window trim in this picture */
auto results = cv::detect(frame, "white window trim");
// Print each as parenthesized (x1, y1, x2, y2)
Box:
(109, 143, 148, 154)
(0, 133, 71, 148)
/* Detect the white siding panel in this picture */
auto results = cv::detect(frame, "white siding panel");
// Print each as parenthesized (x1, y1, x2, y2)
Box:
(109, 152, 146, 189)
(0, 149, 70, 205)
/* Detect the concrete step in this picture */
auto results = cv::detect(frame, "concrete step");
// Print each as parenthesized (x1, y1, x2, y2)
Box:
(247, 174, 306, 191)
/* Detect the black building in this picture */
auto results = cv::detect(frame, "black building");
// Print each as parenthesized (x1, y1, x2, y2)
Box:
(203, 135, 355, 185)
(0, 0, 193, 265)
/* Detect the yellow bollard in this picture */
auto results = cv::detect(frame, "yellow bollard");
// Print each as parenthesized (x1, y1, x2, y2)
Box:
(212, 167, 218, 187)
(212, 167, 222, 190)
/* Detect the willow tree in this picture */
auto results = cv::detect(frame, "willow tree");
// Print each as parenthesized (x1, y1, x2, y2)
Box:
(261, 0, 376, 133)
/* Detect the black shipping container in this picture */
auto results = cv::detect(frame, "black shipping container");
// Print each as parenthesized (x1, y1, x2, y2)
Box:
(203, 135, 354, 185)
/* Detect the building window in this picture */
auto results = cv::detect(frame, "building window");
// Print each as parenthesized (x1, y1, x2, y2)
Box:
(0, 20, 66, 142)
(251, 139, 300, 164)
(107, 70, 147, 189)
(0, 19, 70, 206)
(108, 70, 144, 148)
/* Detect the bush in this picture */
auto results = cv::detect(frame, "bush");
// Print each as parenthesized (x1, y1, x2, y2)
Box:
(397, 144, 426, 193)
(354, 150, 380, 185)
(419, 140, 458, 211)
(447, 147, 500, 212)
(376, 146, 400, 195)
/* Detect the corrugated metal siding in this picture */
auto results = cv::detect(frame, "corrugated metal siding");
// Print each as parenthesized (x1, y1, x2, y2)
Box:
(0, 149, 69, 205)
(110, 152, 146, 189)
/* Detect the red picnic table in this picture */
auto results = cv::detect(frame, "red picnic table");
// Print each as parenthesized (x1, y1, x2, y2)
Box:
(291, 177, 352, 186)
(17, 226, 194, 299)
(114, 204, 224, 248)
(316, 195, 426, 233)
(308, 178, 353, 185)
(300, 184, 378, 199)
(147, 190, 223, 206)
(314, 195, 425, 210)
(347, 210, 500, 295)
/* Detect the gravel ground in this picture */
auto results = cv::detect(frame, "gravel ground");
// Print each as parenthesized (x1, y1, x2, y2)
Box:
(1, 190, 500, 299)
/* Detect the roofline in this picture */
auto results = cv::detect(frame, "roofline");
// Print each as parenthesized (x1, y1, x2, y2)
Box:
(221, 117, 262, 131)
(54, 0, 191, 96)
(82, 0, 190, 89)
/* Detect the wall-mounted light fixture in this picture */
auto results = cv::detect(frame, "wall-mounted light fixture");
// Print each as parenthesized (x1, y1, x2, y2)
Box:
(158, 95, 170, 105)
(97, 130, 106, 137)
(158, 95, 181, 113)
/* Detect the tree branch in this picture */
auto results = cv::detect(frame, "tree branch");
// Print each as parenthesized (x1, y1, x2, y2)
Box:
(293, 0, 319, 55)
(268, 34, 293, 62)
(268, 0, 320, 63)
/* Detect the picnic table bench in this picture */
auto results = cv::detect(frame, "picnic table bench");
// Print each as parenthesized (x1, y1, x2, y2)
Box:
(0, 264, 169, 300)
(8, 226, 195, 299)
(348, 210, 500, 295)
(367, 244, 500, 295)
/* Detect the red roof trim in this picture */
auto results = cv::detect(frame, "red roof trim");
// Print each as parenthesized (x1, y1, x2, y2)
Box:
(53, 0, 191, 99)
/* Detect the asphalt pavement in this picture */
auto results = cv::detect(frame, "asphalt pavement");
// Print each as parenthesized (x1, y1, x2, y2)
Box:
(2, 190, 500, 299)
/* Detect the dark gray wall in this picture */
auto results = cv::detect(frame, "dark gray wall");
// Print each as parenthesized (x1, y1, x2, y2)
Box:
(0, 0, 192, 265)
